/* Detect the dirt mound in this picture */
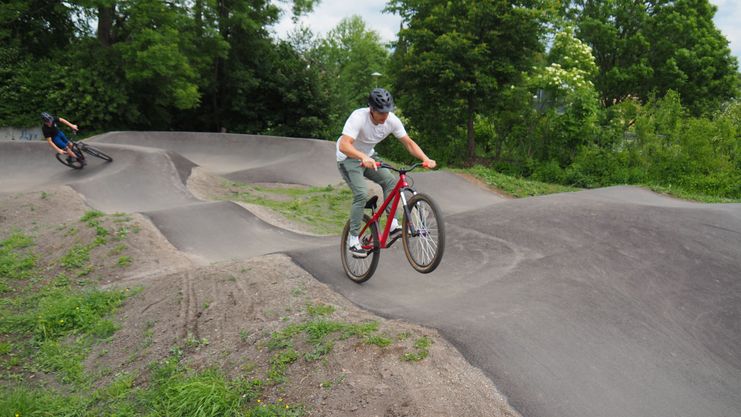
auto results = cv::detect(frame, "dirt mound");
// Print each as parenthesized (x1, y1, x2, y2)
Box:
(2, 184, 518, 416)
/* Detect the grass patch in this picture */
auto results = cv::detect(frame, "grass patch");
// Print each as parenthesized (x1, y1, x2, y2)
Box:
(80, 210, 105, 223)
(401, 336, 432, 362)
(223, 182, 352, 235)
(265, 305, 391, 382)
(60, 244, 91, 270)
(458, 165, 740, 203)
(457, 166, 578, 198)
(645, 184, 741, 203)
(0, 232, 37, 281)
(1, 363, 304, 416)
(306, 303, 335, 317)
(117, 255, 132, 268)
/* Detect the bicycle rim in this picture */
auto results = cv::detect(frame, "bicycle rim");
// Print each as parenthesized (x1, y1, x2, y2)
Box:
(81, 144, 113, 162)
(402, 193, 445, 273)
(55, 152, 84, 169)
(340, 215, 379, 283)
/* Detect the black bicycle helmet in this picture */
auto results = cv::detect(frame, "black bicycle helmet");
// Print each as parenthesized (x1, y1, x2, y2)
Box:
(41, 112, 54, 123)
(368, 88, 395, 112)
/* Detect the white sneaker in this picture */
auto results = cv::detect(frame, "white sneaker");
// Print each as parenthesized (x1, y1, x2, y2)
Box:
(346, 234, 367, 257)
(390, 218, 402, 237)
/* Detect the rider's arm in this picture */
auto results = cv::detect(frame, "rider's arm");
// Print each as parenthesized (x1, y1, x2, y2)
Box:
(398, 135, 436, 168)
(47, 137, 66, 154)
(339, 135, 376, 169)
(58, 117, 78, 132)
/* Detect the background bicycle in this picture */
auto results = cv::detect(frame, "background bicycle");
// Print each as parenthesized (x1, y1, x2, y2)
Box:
(55, 134, 113, 169)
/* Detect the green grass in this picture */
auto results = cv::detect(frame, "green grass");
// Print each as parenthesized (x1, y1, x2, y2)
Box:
(223, 182, 352, 235)
(61, 244, 91, 269)
(401, 336, 432, 362)
(0, 232, 37, 282)
(117, 255, 132, 268)
(457, 166, 579, 198)
(458, 165, 740, 203)
(645, 184, 741, 203)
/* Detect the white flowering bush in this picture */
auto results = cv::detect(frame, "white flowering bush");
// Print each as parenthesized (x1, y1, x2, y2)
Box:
(530, 28, 599, 100)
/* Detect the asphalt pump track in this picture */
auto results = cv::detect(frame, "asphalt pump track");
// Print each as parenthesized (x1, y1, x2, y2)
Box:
(1, 132, 739, 417)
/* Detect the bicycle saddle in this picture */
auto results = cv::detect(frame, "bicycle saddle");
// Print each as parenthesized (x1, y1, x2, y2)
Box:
(365, 195, 378, 210)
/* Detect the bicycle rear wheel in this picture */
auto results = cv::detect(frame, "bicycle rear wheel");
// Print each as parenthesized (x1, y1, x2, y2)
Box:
(340, 215, 380, 283)
(80, 144, 113, 162)
(402, 193, 445, 273)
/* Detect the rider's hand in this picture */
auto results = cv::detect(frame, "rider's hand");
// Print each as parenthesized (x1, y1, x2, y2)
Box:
(361, 157, 377, 170)
(423, 159, 437, 169)
(71, 125, 78, 133)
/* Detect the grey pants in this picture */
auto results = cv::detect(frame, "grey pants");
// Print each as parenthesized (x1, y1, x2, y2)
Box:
(337, 158, 397, 236)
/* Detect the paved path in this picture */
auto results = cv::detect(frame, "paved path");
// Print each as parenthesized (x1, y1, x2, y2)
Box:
(1, 134, 739, 417)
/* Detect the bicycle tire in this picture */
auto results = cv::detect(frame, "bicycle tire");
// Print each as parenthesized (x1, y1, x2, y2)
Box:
(55, 144, 85, 169)
(340, 215, 380, 283)
(80, 144, 113, 162)
(402, 193, 445, 273)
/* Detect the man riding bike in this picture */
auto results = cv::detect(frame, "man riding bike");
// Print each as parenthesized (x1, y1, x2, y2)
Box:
(336, 88, 436, 257)
(41, 112, 80, 164)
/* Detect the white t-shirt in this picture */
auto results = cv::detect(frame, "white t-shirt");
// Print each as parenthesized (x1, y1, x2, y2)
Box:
(335, 108, 407, 161)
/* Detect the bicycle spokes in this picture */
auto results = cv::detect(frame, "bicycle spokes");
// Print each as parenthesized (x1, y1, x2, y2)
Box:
(403, 194, 445, 273)
(340, 216, 380, 283)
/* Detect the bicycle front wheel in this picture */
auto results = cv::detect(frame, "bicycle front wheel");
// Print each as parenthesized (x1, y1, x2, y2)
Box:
(402, 193, 445, 273)
(80, 144, 113, 162)
(340, 215, 379, 283)
(55, 152, 84, 169)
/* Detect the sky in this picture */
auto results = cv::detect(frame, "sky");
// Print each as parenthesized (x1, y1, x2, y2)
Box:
(272, 0, 741, 64)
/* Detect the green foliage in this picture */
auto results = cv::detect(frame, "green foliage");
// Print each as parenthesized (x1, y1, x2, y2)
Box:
(301, 15, 391, 139)
(389, 0, 546, 162)
(559, 92, 740, 198)
(564, 0, 739, 115)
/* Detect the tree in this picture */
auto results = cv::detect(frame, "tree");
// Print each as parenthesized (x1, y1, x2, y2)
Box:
(528, 28, 601, 165)
(563, 0, 739, 115)
(646, 0, 739, 115)
(300, 16, 390, 138)
(387, 0, 546, 163)
(0, 0, 77, 57)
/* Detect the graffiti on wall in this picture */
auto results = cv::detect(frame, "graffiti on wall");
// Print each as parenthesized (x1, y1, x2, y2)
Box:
(0, 127, 43, 141)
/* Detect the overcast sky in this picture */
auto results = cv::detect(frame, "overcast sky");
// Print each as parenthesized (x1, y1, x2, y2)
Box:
(272, 0, 741, 63)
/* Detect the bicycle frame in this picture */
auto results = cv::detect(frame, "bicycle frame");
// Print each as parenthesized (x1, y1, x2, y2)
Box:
(358, 167, 417, 250)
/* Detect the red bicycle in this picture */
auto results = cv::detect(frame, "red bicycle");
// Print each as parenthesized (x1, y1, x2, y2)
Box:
(340, 161, 445, 283)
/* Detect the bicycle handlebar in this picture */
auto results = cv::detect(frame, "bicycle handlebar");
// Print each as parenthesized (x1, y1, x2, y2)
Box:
(374, 161, 430, 173)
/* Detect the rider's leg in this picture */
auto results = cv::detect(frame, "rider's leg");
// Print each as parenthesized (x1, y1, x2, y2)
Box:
(337, 159, 369, 237)
(53, 132, 75, 158)
(364, 167, 401, 231)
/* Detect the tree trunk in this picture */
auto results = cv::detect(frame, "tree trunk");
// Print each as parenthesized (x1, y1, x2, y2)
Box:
(466, 96, 476, 162)
(97, 5, 114, 46)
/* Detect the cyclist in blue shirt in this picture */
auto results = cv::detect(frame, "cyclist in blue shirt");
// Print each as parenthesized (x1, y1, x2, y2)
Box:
(41, 112, 79, 163)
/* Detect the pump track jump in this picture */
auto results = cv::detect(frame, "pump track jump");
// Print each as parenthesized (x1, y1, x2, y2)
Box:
(1, 132, 739, 417)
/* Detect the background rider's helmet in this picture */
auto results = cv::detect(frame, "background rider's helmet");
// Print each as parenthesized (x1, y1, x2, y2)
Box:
(41, 112, 54, 123)
(368, 88, 395, 113)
